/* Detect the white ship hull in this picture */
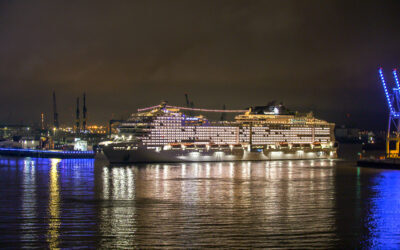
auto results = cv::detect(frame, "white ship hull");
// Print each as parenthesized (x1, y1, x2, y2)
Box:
(103, 145, 337, 164)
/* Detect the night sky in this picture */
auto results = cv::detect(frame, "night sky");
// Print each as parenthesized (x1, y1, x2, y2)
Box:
(1, 0, 400, 130)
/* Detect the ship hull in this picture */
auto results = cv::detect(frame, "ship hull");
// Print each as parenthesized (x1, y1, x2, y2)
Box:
(102, 145, 337, 164)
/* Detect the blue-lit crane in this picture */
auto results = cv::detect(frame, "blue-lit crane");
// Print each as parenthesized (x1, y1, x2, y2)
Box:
(379, 68, 400, 158)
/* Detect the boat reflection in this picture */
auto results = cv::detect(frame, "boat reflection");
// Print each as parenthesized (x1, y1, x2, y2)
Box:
(47, 159, 61, 249)
(20, 159, 38, 246)
(96, 160, 336, 248)
(96, 165, 137, 248)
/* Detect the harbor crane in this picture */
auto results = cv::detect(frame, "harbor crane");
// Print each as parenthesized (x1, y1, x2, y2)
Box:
(379, 67, 400, 158)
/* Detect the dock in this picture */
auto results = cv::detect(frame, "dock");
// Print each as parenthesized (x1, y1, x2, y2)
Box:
(357, 158, 400, 170)
(0, 147, 95, 159)
(358, 68, 400, 170)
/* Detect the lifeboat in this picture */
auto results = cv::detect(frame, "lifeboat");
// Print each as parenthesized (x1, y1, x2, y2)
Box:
(291, 143, 301, 149)
(279, 142, 290, 149)
(312, 142, 322, 149)
(184, 143, 195, 150)
(170, 143, 182, 149)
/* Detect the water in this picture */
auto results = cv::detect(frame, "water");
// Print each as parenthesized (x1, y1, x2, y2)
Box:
(0, 152, 400, 248)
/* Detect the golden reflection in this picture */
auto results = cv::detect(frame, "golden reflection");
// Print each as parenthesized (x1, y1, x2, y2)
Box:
(47, 158, 61, 249)
(21, 159, 37, 244)
(163, 165, 169, 179)
(97, 160, 336, 248)
(181, 163, 186, 177)
(288, 161, 293, 180)
(99, 166, 137, 248)
(229, 163, 234, 178)
(218, 163, 223, 175)
(162, 165, 170, 198)
(102, 167, 109, 199)
(194, 163, 199, 176)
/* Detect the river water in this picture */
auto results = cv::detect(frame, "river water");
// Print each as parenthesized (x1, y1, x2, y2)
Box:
(0, 146, 400, 248)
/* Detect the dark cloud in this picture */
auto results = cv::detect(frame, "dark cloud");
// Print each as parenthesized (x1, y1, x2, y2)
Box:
(1, 0, 399, 129)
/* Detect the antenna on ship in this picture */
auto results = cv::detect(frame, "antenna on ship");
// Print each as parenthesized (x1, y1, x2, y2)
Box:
(220, 104, 226, 121)
(190, 101, 195, 116)
(184, 93, 193, 116)
(185, 93, 190, 107)
(160, 100, 168, 109)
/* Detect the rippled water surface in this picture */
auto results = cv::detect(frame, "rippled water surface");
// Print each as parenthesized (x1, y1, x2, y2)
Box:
(1, 154, 400, 248)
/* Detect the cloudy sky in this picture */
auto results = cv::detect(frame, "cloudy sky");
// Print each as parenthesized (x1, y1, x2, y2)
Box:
(1, 0, 400, 129)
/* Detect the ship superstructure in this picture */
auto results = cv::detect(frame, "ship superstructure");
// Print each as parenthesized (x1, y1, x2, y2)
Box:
(102, 102, 336, 163)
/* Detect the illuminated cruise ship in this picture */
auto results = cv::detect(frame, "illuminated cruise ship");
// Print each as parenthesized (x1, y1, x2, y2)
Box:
(101, 102, 337, 163)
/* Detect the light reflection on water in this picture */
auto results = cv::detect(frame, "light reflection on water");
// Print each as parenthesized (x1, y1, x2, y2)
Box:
(95, 160, 336, 248)
(0, 157, 400, 247)
(21, 159, 37, 245)
(367, 170, 400, 248)
(47, 159, 61, 248)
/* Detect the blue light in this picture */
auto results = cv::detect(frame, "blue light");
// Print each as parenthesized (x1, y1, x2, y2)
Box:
(0, 148, 94, 154)
(393, 69, 400, 89)
(185, 117, 199, 121)
(379, 68, 395, 114)
(0, 147, 94, 157)
(366, 171, 400, 247)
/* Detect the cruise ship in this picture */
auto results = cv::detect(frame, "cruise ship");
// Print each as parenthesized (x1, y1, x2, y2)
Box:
(101, 102, 337, 163)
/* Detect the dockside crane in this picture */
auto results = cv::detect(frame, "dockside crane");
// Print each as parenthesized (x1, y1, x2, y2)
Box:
(76, 97, 80, 134)
(52, 91, 59, 129)
(379, 68, 400, 158)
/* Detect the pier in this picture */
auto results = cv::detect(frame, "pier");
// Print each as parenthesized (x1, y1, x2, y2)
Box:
(0, 148, 95, 159)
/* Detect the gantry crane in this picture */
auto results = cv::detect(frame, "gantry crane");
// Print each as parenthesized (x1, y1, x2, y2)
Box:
(379, 67, 400, 158)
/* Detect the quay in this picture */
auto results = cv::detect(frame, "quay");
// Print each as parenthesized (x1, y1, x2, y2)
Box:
(0, 147, 95, 159)
(357, 158, 400, 170)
